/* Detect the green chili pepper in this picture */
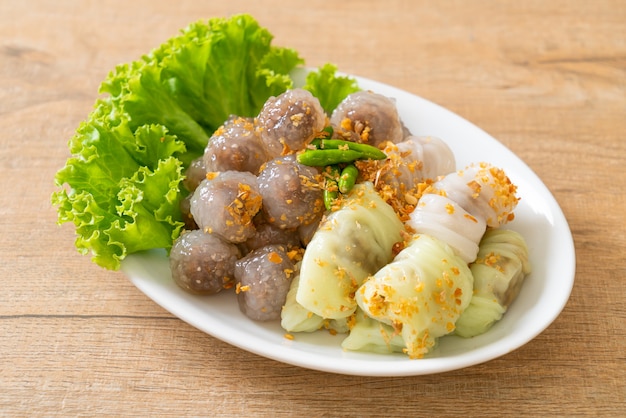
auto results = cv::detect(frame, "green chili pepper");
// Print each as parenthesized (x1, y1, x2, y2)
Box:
(297, 138, 387, 166)
(323, 165, 340, 210)
(323, 139, 386, 159)
(323, 185, 338, 211)
(297, 149, 364, 166)
(308, 138, 323, 149)
(338, 164, 359, 194)
(310, 139, 386, 159)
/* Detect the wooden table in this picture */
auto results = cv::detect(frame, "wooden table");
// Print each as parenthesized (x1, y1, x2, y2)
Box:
(2, 1, 624, 416)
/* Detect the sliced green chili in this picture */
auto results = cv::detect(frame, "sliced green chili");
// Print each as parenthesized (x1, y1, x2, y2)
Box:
(323, 165, 340, 210)
(338, 164, 359, 194)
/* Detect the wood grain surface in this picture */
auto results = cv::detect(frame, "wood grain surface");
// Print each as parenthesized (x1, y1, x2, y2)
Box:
(1, 0, 624, 416)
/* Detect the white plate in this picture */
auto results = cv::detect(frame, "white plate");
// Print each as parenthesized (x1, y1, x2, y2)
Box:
(121, 71, 576, 376)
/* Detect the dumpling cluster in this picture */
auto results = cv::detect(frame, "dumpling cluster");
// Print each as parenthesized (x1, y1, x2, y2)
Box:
(170, 88, 428, 322)
(170, 89, 327, 320)
(168, 86, 531, 360)
(349, 163, 524, 358)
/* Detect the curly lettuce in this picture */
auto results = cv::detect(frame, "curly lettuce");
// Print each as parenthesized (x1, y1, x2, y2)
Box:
(303, 63, 360, 114)
(53, 14, 360, 270)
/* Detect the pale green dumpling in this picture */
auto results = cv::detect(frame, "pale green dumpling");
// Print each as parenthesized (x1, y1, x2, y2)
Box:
(281, 273, 325, 333)
(281, 271, 351, 334)
(356, 234, 474, 359)
(296, 182, 404, 319)
(455, 228, 531, 338)
(341, 309, 405, 354)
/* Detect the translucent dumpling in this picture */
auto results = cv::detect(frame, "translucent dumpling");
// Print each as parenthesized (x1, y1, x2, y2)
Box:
(356, 234, 474, 359)
(341, 309, 406, 354)
(379, 135, 456, 192)
(455, 228, 531, 338)
(408, 162, 519, 263)
(432, 162, 519, 228)
(406, 193, 487, 263)
(281, 269, 353, 334)
(281, 272, 325, 333)
(295, 182, 404, 319)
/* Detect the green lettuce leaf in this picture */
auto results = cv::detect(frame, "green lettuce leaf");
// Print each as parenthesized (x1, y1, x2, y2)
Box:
(303, 63, 360, 113)
(52, 121, 186, 270)
(100, 14, 303, 157)
(53, 14, 304, 270)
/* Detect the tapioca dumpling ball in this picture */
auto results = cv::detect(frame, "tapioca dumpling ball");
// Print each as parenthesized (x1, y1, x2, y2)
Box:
(297, 215, 322, 246)
(203, 116, 269, 174)
(234, 245, 296, 321)
(240, 221, 302, 255)
(257, 155, 324, 229)
(190, 171, 262, 243)
(330, 90, 406, 147)
(179, 194, 198, 231)
(256, 88, 326, 157)
(170, 230, 241, 295)
(183, 156, 207, 193)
